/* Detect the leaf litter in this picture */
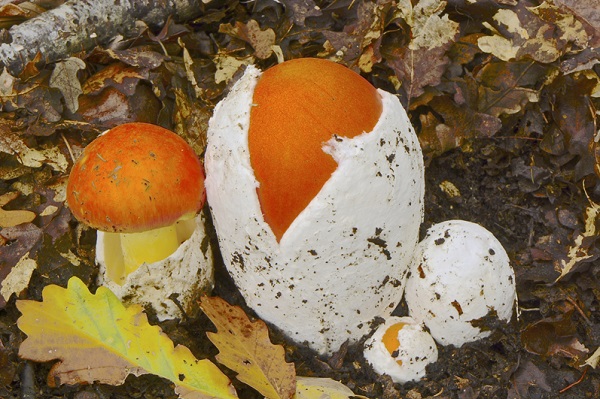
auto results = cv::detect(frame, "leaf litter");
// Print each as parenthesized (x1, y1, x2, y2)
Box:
(1, 0, 600, 398)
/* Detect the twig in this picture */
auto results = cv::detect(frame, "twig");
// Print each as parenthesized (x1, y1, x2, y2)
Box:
(559, 366, 589, 393)
(0, 0, 204, 75)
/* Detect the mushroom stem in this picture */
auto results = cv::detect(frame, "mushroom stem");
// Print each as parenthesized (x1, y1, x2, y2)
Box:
(103, 224, 179, 285)
(121, 225, 180, 274)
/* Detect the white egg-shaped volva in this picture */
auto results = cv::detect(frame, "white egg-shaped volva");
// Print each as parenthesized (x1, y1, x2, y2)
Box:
(364, 316, 438, 383)
(405, 220, 516, 347)
(205, 58, 424, 354)
(96, 212, 214, 321)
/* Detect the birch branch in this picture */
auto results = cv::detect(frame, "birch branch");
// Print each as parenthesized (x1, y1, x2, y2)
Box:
(0, 0, 204, 75)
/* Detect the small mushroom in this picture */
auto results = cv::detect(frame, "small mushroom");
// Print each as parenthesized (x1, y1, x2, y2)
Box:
(205, 58, 424, 354)
(404, 220, 516, 347)
(66, 122, 213, 320)
(364, 316, 438, 384)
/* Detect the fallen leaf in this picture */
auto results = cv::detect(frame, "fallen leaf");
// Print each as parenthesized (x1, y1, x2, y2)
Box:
(17, 277, 238, 399)
(585, 347, 600, 368)
(475, 60, 545, 117)
(0, 339, 16, 386)
(521, 310, 588, 362)
(0, 67, 16, 100)
(200, 296, 296, 399)
(386, 0, 459, 99)
(0, 129, 68, 172)
(81, 62, 145, 96)
(323, 0, 388, 68)
(219, 20, 276, 60)
(295, 377, 368, 399)
(396, 0, 459, 51)
(553, 0, 600, 46)
(280, 0, 322, 27)
(418, 96, 502, 159)
(213, 53, 255, 84)
(508, 361, 552, 397)
(555, 195, 600, 281)
(477, 2, 588, 63)
(49, 57, 86, 113)
(0, 192, 36, 228)
(0, 252, 37, 301)
(180, 39, 203, 99)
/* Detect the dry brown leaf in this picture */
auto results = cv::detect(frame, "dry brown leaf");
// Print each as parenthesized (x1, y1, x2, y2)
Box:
(0, 192, 36, 228)
(219, 20, 276, 60)
(478, 2, 588, 63)
(81, 62, 145, 96)
(49, 57, 86, 113)
(200, 296, 296, 399)
(0, 129, 68, 172)
(0, 252, 36, 302)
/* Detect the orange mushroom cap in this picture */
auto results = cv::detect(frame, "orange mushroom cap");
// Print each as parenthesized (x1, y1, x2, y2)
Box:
(248, 58, 383, 241)
(66, 123, 205, 233)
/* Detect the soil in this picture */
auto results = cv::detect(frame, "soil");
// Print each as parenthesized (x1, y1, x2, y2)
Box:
(1, 0, 600, 398)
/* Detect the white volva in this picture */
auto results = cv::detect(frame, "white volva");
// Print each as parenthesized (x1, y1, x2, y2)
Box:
(405, 220, 516, 347)
(205, 65, 424, 354)
(364, 316, 438, 383)
(96, 212, 214, 321)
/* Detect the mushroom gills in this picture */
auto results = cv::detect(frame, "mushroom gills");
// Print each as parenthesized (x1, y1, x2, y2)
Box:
(102, 217, 197, 284)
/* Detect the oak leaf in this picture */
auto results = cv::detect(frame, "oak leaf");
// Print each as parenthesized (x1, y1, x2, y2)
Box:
(49, 57, 86, 113)
(200, 296, 296, 399)
(296, 377, 368, 399)
(17, 277, 238, 399)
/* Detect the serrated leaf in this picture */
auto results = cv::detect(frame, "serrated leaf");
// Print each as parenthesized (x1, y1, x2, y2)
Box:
(49, 57, 86, 113)
(17, 277, 238, 399)
(200, 296, 296, 399)
(396, 0, 459, 51)
(295, 377, 368, 399)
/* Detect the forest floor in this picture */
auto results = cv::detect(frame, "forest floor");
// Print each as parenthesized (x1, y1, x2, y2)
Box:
(1, 0, 600, 398)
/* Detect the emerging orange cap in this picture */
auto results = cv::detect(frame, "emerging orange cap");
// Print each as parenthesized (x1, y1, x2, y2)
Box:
(66, 123, 205, 233)
(248, 58, 382, 241)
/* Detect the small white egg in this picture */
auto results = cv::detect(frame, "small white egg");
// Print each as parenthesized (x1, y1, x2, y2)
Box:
(404, 220, 516, 347)
(364, 316, 438, 383)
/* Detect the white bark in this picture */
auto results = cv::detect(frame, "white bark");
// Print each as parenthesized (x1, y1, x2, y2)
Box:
(0, 0, 203, 75)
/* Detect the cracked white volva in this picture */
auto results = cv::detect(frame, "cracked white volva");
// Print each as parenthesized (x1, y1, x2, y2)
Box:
(405, 220, 517, 347)
(363, 316, 438, 383)
(205, 65, 424, 355)
(96, 212, 214, 321)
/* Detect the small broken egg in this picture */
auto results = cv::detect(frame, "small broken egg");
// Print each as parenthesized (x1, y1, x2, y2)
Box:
(205, 59, 424, 354)
(364, 316, 438, 383)
(405, 220, 516, 347)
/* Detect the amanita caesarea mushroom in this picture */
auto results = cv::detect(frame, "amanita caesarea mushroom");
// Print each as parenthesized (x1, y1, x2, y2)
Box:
(66, 122, 213, 320)
(405, 220, 516, 347)
(363, 316, 438, 383)
(205, 58, 424, 354)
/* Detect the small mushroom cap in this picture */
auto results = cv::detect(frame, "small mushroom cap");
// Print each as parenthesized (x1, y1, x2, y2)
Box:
(364, 316, 438, 384)
(67, 123, 205, 233)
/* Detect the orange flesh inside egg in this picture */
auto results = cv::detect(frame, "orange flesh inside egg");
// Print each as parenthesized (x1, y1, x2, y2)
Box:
(248, 58, 383, 241)
(382, 322, 405, 366)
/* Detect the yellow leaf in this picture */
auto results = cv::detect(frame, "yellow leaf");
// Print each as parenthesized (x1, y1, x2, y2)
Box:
(295, 377, 368, 399)
(17, 277, 238, 399)
(200, 296, 296, 399)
